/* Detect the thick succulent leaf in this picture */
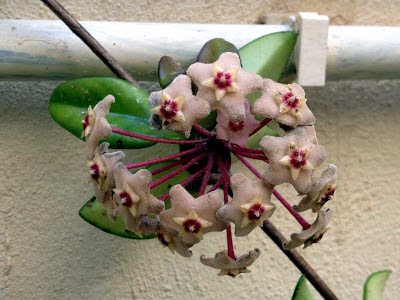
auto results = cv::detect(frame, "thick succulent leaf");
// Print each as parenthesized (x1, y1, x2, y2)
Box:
(79, 160, 197, 239)
(239, 31, 298, 81)
(158, 56, 186, 89)
(246, 124, 278, 149)
(291, 275, 315, 300)
(49, 77, 183, 149)
(197, 38, 239, 64)
(363, 270, 391, 300)
(79, 197, 156, 239)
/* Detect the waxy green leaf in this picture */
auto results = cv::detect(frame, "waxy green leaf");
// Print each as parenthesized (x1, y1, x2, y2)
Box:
(79, 160, 195, 239)
(291, 275, 315, 300)
(239, 31, 298, 81)
(49, 77, 183, 149)
(197, 38, 239, 64)
(79, 197, 156, 239)
(158, 56, 186, 89)
(363, 270, 391, 300)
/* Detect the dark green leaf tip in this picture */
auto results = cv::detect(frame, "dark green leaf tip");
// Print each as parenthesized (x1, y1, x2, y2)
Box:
(239, 31, 298, 82)
(158, 56, 186, 89)
(363, 270, 391, 300)
(291, 275, 315, 300)
(197, 38, 239, 64)
(79, 197, 156, 239)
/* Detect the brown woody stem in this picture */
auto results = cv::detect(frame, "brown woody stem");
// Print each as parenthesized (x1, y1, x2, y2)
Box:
(262, 220, 339, 300)
(40, 0, 141, 87)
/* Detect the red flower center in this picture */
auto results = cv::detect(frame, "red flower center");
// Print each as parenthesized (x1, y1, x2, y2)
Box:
(289, 149, 307, 169)
(247, 204, 265, 220)
(157, 232, 169, 246)
(183, 219, 202, 233)
(82, 114, 90, 130)
(119, 191, 133, 208)
(160, 99, 179, 119)
(89, 163, 100, 182)
(213, 71, 233, 90)
(228, 120, 245, 132)
(282, 92, 299, 109)
(321, 188, 335, 204)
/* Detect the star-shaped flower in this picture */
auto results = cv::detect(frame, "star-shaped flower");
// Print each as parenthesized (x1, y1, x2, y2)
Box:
(149, 75, 210, 138)
(279, 142, 314, 181)
(187, 52, 263, 122)
(82, 95, 115, 160)
(283, 208, 333, 250)
(200, 248, 261, 277)
(294, 164, 338, 213)
(217, 173, 275, 236)
(159, 184, 228, 245)
(87, 143, 125, 221)
(113, 163, 165, 235)
(157, 226, 194, 257)
(260, 127, 326, 194)
(88, 143, 125, 192)
(216, 99, 259, 147)
(251, 79, 315, 128)
(120, 213, 160, 238)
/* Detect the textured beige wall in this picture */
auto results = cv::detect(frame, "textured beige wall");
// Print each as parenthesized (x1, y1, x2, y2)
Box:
(1, 0, 399, 299)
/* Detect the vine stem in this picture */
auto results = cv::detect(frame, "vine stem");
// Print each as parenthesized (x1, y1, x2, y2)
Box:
(192, 124, 216, 138)
(272, 189, 310, 230)
(230, 150, 269, 162)
(262, 220, 339, 300)
(223, 142, 265, 155)
(43, 2, 339, 297)
(207, 175, 225, 193)
(198, 148, 215, 196)
(40, 0, 140, 88)
(159, 167, 207, 201)
(249, 117, 271, 136)
(112, 127, 211, 145)
(125, 145, 206, 169)
(150, 152, 208, 189)
(223, 180, 236, 260)
(150, 154, 197, 176)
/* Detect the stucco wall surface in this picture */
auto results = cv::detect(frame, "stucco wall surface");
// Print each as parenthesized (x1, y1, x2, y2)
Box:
(0, 0, 399, 299)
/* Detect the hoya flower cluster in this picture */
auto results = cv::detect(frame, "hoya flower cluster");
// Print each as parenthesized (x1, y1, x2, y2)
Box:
(81, 52, 338, 277)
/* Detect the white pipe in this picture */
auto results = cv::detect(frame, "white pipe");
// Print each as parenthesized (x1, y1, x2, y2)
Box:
(1, 20, 400, 83)
(0, 20, 290, 81)
(327, 26, 400, 80)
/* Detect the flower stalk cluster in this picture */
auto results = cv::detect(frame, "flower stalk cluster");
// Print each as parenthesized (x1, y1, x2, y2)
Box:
(81, 52, 338, 277)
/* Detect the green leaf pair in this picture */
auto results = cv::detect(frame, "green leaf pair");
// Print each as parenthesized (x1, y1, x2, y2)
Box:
(292, 270, 392, 300)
